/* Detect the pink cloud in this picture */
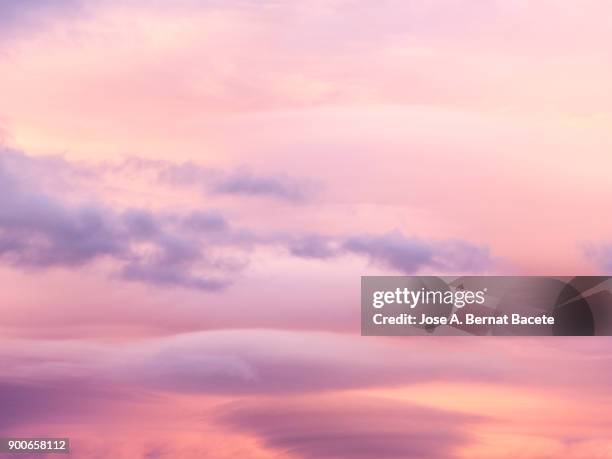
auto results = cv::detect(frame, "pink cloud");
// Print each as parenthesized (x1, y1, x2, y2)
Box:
(1, 2, 612, 457)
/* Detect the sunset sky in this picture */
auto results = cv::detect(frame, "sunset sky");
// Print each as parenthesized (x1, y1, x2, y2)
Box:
(1, 1, 612, 458)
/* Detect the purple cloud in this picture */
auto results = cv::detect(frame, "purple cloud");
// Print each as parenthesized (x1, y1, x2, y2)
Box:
(343, 232, 490, 273)
(0, 150, 491, 291)
(0, 150, 241, 290)
(109, 331, 513, 395)
(0, 0, 74, 22)
(0, 380, 129, 431)
(3, 334, 612, 457)
(288, 235, 337, 259)
(584, 244, 612, 273)
(288, 232, 491, 273)
(120, 233, 231, 291)
(4, 332, 612, 403)
(151, 160, 311, 202)
(154, 161, 214, 187)
(1, 331, 515, 396)
(0, 179, 126, 267)
(218, 397, 481, 459)
(0, 0, 86, 40)
(181, 210, 228, 233)
(212, 168, 309, 202)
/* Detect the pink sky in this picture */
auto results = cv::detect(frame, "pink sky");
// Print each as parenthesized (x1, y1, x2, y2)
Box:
(1, 1, 612, 458)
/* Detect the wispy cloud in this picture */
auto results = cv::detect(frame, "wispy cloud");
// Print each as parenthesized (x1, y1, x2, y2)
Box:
(219, 396, 481, 459)
(212, 168, 309, 202)
(154, 160, 313, 203)
(288, 232, 491, 274)
(343, 233, 491, 273)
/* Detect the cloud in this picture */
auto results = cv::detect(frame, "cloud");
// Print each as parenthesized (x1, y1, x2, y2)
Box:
(0, 0, 73, 22)
(2, 333, 612, 457)
(2, 330, 612, 446)
(153, 161, 214, 187)
(0, 380, 130, 430)
(343, 232, 491, 273)
(0, 173, 126, 267)
(288, 235, 337, 259)
(119, 233, 231, 291)
(0, 0, 86, 38)
(212, 168, 309, 202)
(0, 150, 241, 290)
(121, 158, 313, 203)
(288, 232, 491, 273)
(218, 396, 481, 459)
(155, 161, 311, 202)
(0, 149, 492, 291)
(108, 331, 564, 395)
(181, 210, 228, 233)
(0, 330, 525, 396)
(583, 244, 612, 273)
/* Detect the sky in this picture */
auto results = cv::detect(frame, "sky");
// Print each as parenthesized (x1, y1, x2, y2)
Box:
(1, 1, 612, 458)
